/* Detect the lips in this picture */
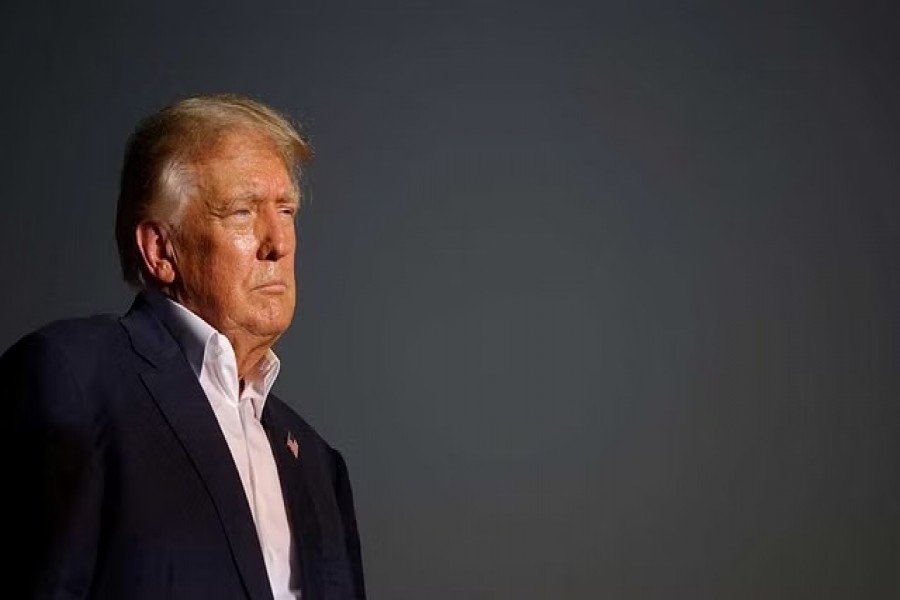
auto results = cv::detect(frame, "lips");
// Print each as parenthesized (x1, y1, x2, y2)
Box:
(253, 280, 289, 293)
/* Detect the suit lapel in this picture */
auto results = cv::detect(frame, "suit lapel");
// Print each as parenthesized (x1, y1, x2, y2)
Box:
(262, 401, 323, 599)
(121, 293, 274, 600)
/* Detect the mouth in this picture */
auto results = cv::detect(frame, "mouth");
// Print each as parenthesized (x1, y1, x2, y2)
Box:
(254, 281, 289, 293)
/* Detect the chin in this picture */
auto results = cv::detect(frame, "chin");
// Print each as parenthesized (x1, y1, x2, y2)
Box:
(253, 308, 294, 337)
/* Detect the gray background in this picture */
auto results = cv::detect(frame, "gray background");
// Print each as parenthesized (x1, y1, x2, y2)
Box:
(1, 1, 898, 598)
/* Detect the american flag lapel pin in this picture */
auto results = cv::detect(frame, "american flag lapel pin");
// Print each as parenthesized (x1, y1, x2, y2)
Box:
(286, 431, 300, 460)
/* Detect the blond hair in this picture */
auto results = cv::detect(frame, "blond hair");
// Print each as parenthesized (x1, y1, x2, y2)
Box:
(115, 93, 312, 287)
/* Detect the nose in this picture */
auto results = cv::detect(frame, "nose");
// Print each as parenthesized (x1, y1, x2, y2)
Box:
(257, 205, 294, 261)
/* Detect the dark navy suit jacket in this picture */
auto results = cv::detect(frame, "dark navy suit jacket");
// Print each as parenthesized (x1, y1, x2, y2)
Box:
(3, 292, 366, 599)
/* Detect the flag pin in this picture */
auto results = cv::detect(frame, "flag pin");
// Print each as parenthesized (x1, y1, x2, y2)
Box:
(286, 432, 300, 459)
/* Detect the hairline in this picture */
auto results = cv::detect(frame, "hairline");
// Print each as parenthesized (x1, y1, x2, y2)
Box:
(156, 128, 303, 230)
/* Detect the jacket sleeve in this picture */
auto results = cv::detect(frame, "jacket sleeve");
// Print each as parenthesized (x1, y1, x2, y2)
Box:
(331, 448, 367, 600)
(3, 333, 103, 599)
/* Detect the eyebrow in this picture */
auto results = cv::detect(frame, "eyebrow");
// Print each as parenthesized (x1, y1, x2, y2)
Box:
(227, 190, 300, 207)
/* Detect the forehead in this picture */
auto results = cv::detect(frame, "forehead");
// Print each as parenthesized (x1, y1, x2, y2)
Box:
(192, 131, 297, 202)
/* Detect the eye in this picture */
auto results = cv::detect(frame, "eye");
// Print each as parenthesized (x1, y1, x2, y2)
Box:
(279, 205, 299, 219)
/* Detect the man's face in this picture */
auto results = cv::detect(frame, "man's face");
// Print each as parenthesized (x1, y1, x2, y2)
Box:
(170, 131, 298, 343)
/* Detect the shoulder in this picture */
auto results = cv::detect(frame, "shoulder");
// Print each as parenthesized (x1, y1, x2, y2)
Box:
(1, 314, 127, 385)
(10, 313, 122, 354)
(2, 314, 127, 431)
(39, 313, 120, 341)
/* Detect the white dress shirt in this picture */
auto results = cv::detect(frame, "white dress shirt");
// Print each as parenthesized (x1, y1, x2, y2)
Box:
(165, 298, 299, 600)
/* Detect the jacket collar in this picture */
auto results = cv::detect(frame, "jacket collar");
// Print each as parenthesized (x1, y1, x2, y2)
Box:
(120, 289, 185, 369)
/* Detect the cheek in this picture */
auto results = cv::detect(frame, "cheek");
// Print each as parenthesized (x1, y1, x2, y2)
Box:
(232, 232, 258, 256)
(210, 233, 258, 277)
(195, 235, 255, 288)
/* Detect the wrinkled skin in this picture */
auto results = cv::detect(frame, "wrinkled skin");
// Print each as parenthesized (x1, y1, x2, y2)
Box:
(151, 131, 299, 377)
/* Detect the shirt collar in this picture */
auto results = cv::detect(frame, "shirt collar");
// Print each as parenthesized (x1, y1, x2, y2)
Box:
(162, 297, 217, 378)
(161, 296, 281, 415)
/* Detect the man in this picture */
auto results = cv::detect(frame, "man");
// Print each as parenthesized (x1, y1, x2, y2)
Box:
(2, 94, 366, 599)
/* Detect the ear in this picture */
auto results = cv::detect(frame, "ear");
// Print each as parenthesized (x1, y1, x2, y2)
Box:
(135, 221, 177, 285)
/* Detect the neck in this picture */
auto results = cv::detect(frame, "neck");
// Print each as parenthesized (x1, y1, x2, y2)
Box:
(225, 331, 278, 380)
(159, 287, 279, 380)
